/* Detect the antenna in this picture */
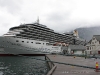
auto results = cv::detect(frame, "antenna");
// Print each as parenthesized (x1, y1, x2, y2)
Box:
(37, 16, 39, 23)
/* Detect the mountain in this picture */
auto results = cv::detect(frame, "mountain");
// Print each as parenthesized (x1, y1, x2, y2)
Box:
(73, 26, 100, 41)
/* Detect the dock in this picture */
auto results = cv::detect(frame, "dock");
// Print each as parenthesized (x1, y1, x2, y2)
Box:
(46, 54, 100, 75)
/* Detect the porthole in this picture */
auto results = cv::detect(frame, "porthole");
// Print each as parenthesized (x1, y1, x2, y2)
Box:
(16, 40, 19, 42)
(36, 42, 41, 44)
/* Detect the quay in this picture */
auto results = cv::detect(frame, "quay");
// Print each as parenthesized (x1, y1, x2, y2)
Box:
(46, 54, 100, 75)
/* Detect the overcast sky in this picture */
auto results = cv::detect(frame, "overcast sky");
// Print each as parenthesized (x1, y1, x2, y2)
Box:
(0, 0, 100, 35)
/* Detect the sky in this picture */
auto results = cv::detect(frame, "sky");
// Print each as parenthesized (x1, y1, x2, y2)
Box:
(0, 0, 100, 35)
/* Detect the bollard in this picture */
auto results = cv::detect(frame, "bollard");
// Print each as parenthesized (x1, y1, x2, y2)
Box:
(95, 62, 99, 72)
(74, 56, 75, 58)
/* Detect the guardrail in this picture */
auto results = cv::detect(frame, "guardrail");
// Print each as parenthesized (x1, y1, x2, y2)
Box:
(46, 65, 56, 75)
(45, 55, 57, 75)
(45, 55, 55, 69)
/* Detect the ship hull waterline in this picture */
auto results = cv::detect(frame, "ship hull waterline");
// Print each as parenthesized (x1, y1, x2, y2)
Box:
(0, 47, 49, 56)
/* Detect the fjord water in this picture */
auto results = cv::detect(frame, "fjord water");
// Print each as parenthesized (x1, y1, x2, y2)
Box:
(0, 56, 49, 75)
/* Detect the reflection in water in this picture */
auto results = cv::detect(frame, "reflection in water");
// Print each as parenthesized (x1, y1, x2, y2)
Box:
(0, 56, 49, 75)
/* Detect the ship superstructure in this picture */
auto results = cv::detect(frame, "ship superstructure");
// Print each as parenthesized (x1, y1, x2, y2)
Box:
(0, 21, 86, 55)
(8, 22, 85, 45)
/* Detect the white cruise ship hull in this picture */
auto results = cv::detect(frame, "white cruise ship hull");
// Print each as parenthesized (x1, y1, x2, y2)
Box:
(0, 36, 62, 56)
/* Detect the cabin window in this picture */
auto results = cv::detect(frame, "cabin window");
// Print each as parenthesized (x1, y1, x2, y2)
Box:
(36, 42, 41, 44)
(86, 47, 88, 50)
(90, 47, 91, 50)
(46, 43, 52, 45)
(46, 43, 49, 45)
(22, 41, 24, 42)
(31, 42, 33, 43)
(16, 40, 19, 42)
(92, 42, 94, 44)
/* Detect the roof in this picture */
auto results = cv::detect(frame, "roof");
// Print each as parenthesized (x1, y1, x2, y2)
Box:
(75, 37, 85, 41)
(86, 35, 100, 45)
(68, 45, 86, 50)
(93, 35, 100, 41)
(88, 39, 92, 44)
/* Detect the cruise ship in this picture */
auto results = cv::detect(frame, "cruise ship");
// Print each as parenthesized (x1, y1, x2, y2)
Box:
(0, 20, 86, 55)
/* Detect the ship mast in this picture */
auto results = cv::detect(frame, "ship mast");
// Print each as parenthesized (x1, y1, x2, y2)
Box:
(37, 16, 39, 24)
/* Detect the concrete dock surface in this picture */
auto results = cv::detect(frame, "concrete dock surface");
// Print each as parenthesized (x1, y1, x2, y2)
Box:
(46, 54, 100, 75)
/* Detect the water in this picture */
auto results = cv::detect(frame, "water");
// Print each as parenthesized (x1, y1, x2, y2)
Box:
(0, 56, 50, 75)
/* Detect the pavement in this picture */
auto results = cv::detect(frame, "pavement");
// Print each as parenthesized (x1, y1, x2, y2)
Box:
(46, 54, 100, 75)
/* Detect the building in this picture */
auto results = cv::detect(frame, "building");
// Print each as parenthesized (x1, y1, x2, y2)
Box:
(62, 45, 86, 55)
(86, 35, 100, 55)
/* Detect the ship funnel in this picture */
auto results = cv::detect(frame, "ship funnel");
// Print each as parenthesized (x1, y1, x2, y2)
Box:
(73, 30, 79, 38)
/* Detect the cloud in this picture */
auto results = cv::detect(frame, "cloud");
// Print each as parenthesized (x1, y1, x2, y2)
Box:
(0, 0, 23, 14)
(0, 0, 100, 35)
